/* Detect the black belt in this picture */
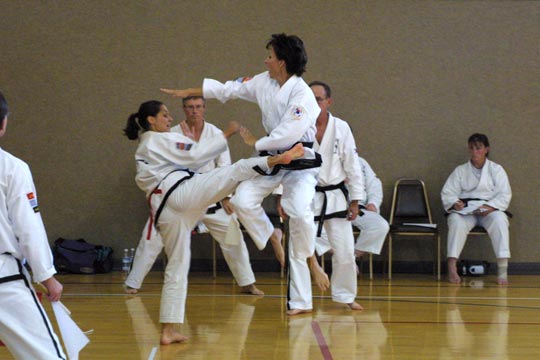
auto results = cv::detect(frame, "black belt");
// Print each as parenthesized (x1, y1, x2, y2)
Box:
(206, 202, 222, 214)
(0, 255, 25, 284)
(153, 170, 196, 229)
(252, 142, 322, 176)
(313, 181, 363, 237)
(444, 198, 513, 218)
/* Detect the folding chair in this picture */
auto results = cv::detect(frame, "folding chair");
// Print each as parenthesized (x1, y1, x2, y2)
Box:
(387, 178, 441, 280)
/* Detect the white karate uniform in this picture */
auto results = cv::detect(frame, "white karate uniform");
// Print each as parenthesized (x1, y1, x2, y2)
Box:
(316, 156, 389, 256)
(352, 157, 389, 255)
(0, 149, 66, 359)
(134, 130, 269, 323)
(204, 71, 321, 311)
(441, 159, 512, 259)
(312, 114, 364, 304)
(125, 122, 255, 290)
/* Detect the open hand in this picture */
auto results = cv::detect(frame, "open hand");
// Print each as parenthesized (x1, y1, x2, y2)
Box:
(180, 121, 196, 140)
(239, 126, 258, 146)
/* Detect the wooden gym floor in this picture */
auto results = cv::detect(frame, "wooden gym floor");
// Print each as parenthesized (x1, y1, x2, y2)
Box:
(2, 271, 540, 359)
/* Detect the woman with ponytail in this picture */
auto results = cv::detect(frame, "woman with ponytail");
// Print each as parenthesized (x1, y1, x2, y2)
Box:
(124, 100, 305, 344)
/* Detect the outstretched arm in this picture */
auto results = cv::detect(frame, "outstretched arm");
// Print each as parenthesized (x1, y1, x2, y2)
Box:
(160, 87, 203, 98)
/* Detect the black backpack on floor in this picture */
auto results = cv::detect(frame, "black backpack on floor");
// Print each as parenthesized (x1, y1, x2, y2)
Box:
(53, 238, 114, 274)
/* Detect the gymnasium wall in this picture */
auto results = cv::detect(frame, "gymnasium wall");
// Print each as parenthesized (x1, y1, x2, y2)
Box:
(1, 1, 538, 271)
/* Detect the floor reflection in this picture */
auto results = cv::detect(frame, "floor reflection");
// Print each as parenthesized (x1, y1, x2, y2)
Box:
(440, 283, 509, 359)
(288, 308, 388, 360)
(126, 295, 259, 360)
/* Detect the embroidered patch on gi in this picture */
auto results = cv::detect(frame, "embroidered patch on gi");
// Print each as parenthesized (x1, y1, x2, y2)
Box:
(176, 142, 192, 150)
(27, 192, 40, 213)
(235, 76, 252, 83)
(291, 106, 306, 120)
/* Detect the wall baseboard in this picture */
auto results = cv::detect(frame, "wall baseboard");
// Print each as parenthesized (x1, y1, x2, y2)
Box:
(137, 259, 540, 276)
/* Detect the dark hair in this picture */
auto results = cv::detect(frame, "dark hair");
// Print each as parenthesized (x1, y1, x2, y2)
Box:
(182, 96, 206, 107)
(0, 91, 8, 128)
(468, 133, 490, 147)
(468, 133, 490, 156)
(308, 80, 332, 98)
(123, 100, 163, 140)
(266, 33, 307, 76)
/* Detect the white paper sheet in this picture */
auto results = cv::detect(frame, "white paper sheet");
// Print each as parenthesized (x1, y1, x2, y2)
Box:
(402, 223, 438, 229)
(51, 301, 90, 360)
(449, 200, 485, 215)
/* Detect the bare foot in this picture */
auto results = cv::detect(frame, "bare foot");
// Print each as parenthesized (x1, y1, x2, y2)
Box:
(161, 324, 188, 345)
(497, 277, 509, 286)
(241, 284, 265, 296)
(347, 301, 363, 311)
(268, 143, 305, 167)
(447, 258, 461, 284)
(448, 272, 462, 284)
(281, 143, 305, 164)
(286, 308, 312, 316)
(124, 285, 138, 294)
(270, 228, 285, 268)
(309, 259, 329, 291)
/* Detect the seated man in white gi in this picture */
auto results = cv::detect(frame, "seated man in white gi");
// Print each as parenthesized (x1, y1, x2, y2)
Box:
(441, 133, 512, 285)
(316, 156, 389, 261)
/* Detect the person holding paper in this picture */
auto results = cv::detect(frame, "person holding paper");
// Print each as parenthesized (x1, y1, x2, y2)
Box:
(125, 96, 263, 296)
(0, 91, 67, 359)
(441, 133, 512, 285)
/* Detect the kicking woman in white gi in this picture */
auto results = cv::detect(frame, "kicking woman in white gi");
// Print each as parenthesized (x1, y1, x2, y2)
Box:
(306, 81, 364, 310)
(160, 33, 321, 315)
(124, 100, 304, 344)
(441, 133, 512, 285)
(0, 91, 66, 359)
(315, 156, 390, 266)
(125, 96, 262, 296)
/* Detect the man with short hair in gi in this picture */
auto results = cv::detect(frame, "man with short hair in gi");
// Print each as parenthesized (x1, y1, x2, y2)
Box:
(125, 96, 263, 296)
(441, 133, 512, 285)
(306, 80, 364, 310)
(0, 91, 67, 359)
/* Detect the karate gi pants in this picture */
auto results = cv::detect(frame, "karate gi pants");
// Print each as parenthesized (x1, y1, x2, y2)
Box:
(447, 211, 510, 259)
(0, 255, 66, 360)
(351, 211, 389, 255)
(153, 157, 268, 323)
(231, 168, 318, 311)
(316, 211, 390, 257)
(125, 208, 255, 290)
(314, 218, 357, 304)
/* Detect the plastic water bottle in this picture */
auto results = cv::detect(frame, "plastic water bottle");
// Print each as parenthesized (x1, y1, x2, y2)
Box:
(122, 248, 130, 273)
(129, 248, 135, 267)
